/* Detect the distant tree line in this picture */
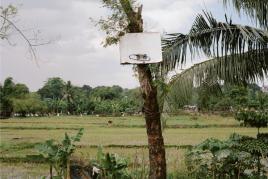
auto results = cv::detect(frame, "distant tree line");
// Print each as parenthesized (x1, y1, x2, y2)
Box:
(195, 83, 268, 112)
(167, 82, 268, 112)
(1, 77, 267, 118)
(0, 77, 143, 118)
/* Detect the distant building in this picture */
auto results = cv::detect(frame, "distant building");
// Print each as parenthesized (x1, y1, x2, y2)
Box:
(262, 85, 268, 93)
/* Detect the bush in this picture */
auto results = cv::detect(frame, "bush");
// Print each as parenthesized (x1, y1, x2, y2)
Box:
(13, 93, 47, 116)
(185, 133, 268, 179)
(235, 110, 268, 129)
(92, 147, 131, 179)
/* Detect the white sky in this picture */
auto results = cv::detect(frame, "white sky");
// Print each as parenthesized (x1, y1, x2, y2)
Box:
(0, 0, 266, 91)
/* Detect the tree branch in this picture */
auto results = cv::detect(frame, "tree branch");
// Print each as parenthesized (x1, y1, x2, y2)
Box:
(0, 14, 50, 66)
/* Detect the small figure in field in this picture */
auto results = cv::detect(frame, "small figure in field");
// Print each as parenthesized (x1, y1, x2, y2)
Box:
(107, 120, 113, 126)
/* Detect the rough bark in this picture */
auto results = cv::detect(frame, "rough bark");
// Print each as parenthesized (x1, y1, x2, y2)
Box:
(119, 1, 167, 178)
(50, 165, 53, 179)
(137, 65, 167, 179)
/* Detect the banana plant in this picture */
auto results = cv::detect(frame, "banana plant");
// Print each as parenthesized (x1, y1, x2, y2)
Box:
(36, 128, 84, 179)
(93, 147, 130, 179)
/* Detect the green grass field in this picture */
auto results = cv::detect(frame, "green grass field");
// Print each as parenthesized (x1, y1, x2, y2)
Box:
(0, 114, 267, 177)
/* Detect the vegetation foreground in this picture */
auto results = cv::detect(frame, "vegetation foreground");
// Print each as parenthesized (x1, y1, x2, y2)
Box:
(0, 114, 267, 178)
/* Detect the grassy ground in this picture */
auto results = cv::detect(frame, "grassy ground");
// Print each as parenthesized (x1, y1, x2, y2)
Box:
(0, 114, 267, 178)
(0, 114, 239, 129)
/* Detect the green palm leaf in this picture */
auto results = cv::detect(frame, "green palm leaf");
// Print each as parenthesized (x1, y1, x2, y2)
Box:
(162, 11, 268, 71)
(223, 0, 268, 29)
(167, 48, 268, 105)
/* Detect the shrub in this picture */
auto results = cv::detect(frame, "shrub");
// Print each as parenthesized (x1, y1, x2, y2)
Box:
(92, 147, 131, 179)
(235, 110, 268, 129)
(185, 133, 268, 179)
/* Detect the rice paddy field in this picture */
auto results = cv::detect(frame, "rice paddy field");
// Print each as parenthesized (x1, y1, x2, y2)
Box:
(0, 114, 267, 178)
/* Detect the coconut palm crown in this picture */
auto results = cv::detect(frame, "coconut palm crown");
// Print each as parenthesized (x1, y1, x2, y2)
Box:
(161, 0, 268, 105)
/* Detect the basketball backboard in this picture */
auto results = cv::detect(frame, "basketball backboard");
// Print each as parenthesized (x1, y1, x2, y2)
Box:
(119, 32, 163, 64)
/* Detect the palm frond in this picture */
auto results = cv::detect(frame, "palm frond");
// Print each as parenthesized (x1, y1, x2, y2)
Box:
(167, 48, 268, 105)
(223, 0, 268, 29)
(162, 11, 268, 71)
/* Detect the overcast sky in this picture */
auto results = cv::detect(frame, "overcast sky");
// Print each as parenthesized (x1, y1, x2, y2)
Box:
(1, 0, 265, 91)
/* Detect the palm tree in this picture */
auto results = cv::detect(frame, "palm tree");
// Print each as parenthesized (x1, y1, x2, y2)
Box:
(162, 7, 268, 108)
(98, 0, 268, 178)
(62, 81, 75, 115)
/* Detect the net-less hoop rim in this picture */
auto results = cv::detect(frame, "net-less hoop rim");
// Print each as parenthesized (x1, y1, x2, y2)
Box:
(129, 54, 151, 62)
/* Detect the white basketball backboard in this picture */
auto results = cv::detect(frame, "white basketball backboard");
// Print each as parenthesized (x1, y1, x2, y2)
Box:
(119, 32, 163, 64)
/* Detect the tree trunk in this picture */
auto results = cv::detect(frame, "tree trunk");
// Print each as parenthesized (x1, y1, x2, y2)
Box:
(50, 165, 53, 179)
(137, 65, 167, 178)
(119, 1, 167, 178)
(66, 158, 70, 179)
